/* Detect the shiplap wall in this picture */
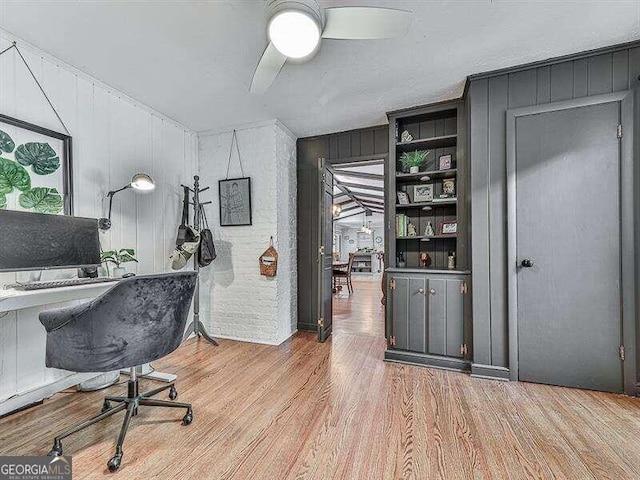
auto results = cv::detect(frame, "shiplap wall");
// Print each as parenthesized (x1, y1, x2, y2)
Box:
(469, 44, 640, 378)
(0, 32, 198, 284)
(0, 31, 197, 398)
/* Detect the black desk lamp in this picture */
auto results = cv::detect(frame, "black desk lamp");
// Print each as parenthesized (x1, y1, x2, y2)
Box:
(99, 173, 155, 230)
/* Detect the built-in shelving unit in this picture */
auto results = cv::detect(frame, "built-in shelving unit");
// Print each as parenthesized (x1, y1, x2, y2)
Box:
(384, 100, 471, 371)
(386, 102, 468, 271)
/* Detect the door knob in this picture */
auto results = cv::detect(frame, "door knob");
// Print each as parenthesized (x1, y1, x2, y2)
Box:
(521, 259, 534, 268)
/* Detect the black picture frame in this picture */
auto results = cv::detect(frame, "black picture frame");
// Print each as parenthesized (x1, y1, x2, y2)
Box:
(218, 177, 252, 226)
(0, 113, 73, 215)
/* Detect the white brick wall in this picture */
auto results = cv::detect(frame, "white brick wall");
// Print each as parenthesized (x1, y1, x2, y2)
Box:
(198, 120, 297, 345)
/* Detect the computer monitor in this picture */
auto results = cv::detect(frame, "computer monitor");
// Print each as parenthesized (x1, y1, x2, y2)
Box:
(0, 210, 101, 272)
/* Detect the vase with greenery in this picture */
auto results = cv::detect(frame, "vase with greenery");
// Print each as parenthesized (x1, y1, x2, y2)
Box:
(399, 150, 430, 173)
(100, 249, 138, 278)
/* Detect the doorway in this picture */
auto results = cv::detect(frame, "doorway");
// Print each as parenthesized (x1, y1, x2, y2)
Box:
(506, 92, 635, 393)
(329, 160, 386, 337)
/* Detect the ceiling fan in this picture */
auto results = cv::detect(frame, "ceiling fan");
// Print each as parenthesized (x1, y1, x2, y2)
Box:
(250, 0, 412, 93)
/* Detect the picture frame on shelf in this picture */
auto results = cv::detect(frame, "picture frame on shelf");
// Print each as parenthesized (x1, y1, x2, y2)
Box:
(400, 130, 413, 143)
(397, 191, 410, 204)
(438, 154, 452, 171)
(413, 184, 433, 202)
(441, 220, 458, 235)
(441, 178, 456, 197)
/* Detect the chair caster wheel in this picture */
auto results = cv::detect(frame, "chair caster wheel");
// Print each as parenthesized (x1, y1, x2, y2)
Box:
(101, 400, 111, 412)
(169, 386, 178, 400)
(107, 453, 122, 472)
(182, 410, 193, 426)
(47, 442, 63, 457)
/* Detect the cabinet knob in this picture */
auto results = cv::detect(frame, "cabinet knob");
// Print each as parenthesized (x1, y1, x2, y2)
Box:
(521, 259, 534, 268)
(417, 288, 425, 294)
(429, 288, 436, 295)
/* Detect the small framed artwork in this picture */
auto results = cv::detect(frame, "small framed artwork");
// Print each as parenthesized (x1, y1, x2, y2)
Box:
(219, 177, 252, 226)
(413, 184, 433, 202)
(442, 178, 456, 197)
(438, 154, 452, 171)
(397, 191, 410, 204)
(441, 221, 458, 235)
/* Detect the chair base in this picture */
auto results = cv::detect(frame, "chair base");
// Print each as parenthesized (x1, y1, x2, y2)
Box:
(333, 274, 354, 294)
(47, 377, 192, 472)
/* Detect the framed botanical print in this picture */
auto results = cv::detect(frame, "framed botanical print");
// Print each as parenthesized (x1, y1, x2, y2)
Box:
(0, 114, 72, 215)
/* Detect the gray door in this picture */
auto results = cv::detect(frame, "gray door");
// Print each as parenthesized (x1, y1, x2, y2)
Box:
(514, 101, 623, 392)
(317, 159, 333, 342)
(390, 275, 426, 352)
(427, 278, 466, 357)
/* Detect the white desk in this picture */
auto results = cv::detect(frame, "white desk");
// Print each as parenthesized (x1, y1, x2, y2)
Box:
(0, 282, 116, 312)
(0, 282, 175, 416)
(0, 283, 114, 416)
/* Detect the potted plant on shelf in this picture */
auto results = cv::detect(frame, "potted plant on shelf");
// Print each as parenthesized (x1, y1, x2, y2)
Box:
(101, 249, 138, 278)
(400, 150, 430, 174)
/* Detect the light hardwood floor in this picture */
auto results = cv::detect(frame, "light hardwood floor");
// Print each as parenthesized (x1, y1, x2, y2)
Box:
(1, 279, 639, 479)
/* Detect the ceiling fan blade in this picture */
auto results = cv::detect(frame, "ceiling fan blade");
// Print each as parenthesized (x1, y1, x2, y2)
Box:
(250, 42, 287, 94)
(322, 7, 411, 40)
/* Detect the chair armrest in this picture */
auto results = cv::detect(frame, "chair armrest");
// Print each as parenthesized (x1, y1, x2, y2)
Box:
(39, 301, 92, 332)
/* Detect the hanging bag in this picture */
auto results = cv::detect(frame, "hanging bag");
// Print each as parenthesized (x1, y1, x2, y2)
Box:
(171, 187, 200, 270)
(259, 237, 278, 277)
(198, 205, 217, 267)
(175, 186, 195, 246)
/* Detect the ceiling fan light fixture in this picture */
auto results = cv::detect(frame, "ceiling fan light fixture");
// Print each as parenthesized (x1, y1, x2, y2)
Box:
(268, 10, 321, 59)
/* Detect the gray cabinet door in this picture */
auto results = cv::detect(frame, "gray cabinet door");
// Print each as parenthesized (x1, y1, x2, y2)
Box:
(445, 279, 465, 358)
(408, 277, 427, 352)
(391, 276, 409, 350)
(427, 278, 465, 357)
(391, 275, 427, 352)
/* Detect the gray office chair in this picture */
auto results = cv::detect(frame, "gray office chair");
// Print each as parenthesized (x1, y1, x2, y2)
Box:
(40, 271, 198, 472)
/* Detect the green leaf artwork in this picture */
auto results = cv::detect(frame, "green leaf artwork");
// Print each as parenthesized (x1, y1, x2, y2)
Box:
(19, 187, 63, 214)
(0, 157, 31, 194)
(0, 130, 15, 154)
(0, 193, 6, 209)
(15, 142, 60, 175)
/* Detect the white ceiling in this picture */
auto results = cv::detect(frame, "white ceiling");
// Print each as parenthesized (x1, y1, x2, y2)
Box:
(335, 211, 384, 228)
(0, 1, 638, 137)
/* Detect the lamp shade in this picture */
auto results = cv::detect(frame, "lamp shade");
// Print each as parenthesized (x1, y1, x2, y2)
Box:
(130, 173, 155, 191)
